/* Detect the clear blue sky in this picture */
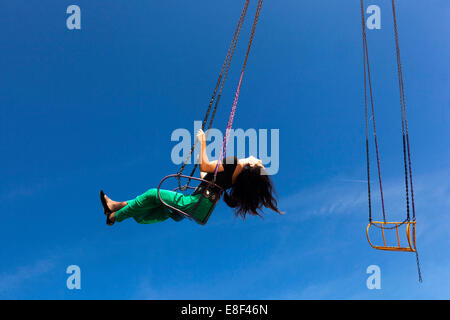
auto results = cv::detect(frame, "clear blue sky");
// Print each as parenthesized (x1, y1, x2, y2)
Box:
(0, 0, 449, 299)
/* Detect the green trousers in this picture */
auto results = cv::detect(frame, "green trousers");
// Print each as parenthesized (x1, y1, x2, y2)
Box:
(115, 188, 202, 224)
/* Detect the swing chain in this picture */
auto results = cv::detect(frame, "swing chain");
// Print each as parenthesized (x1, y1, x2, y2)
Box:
(360, 0, 387, 223)
(214, 0, 264, 180)
(176, 0, 250, 191)
(415, 250, 423, 283)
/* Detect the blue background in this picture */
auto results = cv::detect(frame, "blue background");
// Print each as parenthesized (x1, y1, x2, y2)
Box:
(0, 0, 449, 299)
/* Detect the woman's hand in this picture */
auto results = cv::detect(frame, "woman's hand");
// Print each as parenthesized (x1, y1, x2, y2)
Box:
(247, 156, 263, 168)
(197, 128, 213, 172)
(196, 129, 206, 143)
(238, 156, 263, 169)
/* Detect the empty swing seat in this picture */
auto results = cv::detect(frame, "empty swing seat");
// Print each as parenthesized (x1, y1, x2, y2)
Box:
(366, 220, 416, 252)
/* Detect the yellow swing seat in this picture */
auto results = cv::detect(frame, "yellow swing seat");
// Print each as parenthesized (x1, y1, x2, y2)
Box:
(366, 221, 416, 252)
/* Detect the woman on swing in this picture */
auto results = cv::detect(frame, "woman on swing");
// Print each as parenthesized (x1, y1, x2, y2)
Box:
(100, 129, 283, 226)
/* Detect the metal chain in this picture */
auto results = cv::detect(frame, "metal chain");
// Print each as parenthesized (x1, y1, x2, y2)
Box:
(392, 2, 421, 281)
(360, 0, 372, 223)
(176, 0, 250, 190)
(214, 0, 264, 180)
(415, 250, 423, 283)
(360, 0, 387, 222)
(391, 0, 416, 221)
(184, 0, 250, 188)
(391, 0, 411, 222)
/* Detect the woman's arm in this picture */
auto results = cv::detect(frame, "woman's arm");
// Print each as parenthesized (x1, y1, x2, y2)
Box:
(196, 130, 264, 182)
(237, 156, 263, 168)
(197, 129, 224, 174)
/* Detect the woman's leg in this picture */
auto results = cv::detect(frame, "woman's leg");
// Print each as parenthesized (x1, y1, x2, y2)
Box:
(114, 188, 179, 224)
(105, 188, 203, 225)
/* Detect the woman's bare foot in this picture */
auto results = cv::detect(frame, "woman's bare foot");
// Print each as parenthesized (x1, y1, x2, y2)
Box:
(103, 194, 127, 212)
(100, 190, 127, 226)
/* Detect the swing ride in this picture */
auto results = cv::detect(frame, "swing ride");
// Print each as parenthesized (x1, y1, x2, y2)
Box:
(153, 0, 423, 280)
(157, 0, 264, 225)
(360, 0, 422, 281)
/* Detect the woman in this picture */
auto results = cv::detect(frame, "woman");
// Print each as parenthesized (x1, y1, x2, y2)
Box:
(100, 129, 283, 225)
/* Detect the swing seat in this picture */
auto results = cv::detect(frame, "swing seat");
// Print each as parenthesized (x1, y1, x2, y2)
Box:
(366, 220, 416, 252)
(157, 174, 223, 225)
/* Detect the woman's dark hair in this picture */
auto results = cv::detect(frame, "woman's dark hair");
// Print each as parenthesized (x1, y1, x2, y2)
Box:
(223, 165, 283, 219)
